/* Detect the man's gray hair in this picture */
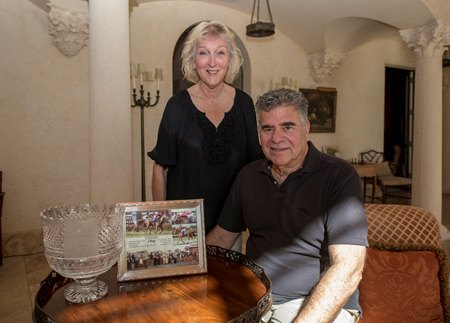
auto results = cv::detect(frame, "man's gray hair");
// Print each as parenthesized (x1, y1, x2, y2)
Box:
(255, 88, 309, 127)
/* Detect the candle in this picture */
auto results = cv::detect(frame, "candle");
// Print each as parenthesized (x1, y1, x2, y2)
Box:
(154, 68, 163, 91)
(137, 64, 146, 86)
(130, 64, 137, 89)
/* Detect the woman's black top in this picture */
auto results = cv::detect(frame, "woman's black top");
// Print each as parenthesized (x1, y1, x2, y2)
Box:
(148, 89, 263, 233)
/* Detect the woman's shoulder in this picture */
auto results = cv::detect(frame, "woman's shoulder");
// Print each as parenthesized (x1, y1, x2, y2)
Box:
(167, 89, 190, 106)
(161, 90, 194, 124)
(164, 90, 194, 113)
(233, 88, 254, 112)
(234, 88, 252, 102)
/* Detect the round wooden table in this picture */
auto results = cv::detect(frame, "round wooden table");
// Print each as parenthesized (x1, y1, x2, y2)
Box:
(34, 246, 272, 322)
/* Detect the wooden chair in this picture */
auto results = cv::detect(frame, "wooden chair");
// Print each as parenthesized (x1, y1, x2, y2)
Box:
(359, 149, 384, 164)
(359, 150, 412, 203)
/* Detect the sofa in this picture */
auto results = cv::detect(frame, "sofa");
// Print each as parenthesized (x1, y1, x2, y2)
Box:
(359, 204, 449, 322)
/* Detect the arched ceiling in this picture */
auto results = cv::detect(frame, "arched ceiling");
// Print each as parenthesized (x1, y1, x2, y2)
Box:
(30, 0, 444, 54)
(172, 0, 438, 53)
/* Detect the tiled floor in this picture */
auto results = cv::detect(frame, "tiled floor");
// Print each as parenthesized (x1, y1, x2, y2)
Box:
(1, 193, 449, 322)
(0, 253, 50, 322)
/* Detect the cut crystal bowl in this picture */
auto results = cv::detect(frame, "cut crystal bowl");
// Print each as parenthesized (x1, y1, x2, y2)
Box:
(40, 203, 123, 303)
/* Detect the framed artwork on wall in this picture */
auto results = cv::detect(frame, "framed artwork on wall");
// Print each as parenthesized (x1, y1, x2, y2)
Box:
(117, 199, 207, 282)
(299, 87, 337, 133)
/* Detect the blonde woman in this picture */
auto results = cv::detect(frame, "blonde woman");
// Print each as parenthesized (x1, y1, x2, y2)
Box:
(148, 21, 262, 234)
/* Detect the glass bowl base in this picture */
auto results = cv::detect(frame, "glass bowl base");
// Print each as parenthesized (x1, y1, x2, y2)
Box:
(64, 278, 108, 304)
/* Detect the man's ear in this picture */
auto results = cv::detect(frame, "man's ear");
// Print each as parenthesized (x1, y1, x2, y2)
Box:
(305, 121, 311, 139)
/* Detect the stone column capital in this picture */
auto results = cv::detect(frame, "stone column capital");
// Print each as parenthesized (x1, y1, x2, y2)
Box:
(399, 20, 450, 59)
(47, 0, 89, 57)
(308, 49, 346, 83)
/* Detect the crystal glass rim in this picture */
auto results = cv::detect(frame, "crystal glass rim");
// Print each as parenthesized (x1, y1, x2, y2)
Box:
(40, 203, 123, 220)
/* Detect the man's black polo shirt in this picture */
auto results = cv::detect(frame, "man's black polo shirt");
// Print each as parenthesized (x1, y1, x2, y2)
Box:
(217, 142, 368, 310)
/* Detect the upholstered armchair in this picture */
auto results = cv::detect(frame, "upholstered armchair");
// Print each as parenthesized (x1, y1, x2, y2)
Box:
(359, 150, 412, 203)
(359, 204, 449, 322)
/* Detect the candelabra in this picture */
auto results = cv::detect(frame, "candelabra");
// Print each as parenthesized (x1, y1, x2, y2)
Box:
(270, 76, 299, 90)
(131, 63, 163, 201)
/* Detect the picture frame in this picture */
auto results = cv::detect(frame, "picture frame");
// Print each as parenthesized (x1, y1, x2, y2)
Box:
(117, 199, 207, 282)
(299, 87, 337, 133)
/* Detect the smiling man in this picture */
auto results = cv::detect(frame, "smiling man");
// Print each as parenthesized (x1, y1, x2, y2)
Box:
(206, 88, 368, 323)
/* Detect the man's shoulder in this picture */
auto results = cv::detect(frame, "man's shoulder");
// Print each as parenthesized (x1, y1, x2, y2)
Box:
(241, 158, 267, 172)
(234, 159, 267, 182)
(320, 153, 357, 175)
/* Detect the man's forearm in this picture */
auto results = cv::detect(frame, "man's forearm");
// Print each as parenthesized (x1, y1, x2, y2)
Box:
(206, 226, 239, 249)
(294, 245, 366, 323)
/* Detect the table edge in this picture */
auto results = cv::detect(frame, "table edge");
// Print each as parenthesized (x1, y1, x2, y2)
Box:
(34, 245, 272, 323)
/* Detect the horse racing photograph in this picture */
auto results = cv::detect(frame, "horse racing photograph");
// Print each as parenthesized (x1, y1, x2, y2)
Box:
(116, 200, 208, 282)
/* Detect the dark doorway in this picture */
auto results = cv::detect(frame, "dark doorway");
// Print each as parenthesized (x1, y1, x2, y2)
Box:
(384, 67, 414, 177)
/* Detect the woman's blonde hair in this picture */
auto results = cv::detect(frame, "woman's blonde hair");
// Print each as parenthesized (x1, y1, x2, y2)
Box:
(181, 21, 243, 84)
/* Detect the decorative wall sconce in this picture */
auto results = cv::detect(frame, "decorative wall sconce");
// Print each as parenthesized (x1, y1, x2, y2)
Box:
(130, 63, 163, 201)
(246, 0, 275, 37)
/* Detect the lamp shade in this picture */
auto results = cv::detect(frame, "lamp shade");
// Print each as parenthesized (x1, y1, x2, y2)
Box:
(154, 68, 163, 81)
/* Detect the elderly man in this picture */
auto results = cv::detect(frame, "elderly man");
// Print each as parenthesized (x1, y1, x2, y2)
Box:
(206, 88, 367, 323)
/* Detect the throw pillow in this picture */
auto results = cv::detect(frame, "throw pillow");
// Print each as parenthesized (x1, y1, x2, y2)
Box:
(359, 243, 449, 323)
(376, 161, 392, 177)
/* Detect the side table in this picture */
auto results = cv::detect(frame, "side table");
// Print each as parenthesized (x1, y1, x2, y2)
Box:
(34, 246, 272, 322)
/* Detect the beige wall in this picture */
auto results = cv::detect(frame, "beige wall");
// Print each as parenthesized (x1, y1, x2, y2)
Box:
(0, 0, 90, 254)
(330, 36, 415, 160)
(0, 0, 446, 256)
